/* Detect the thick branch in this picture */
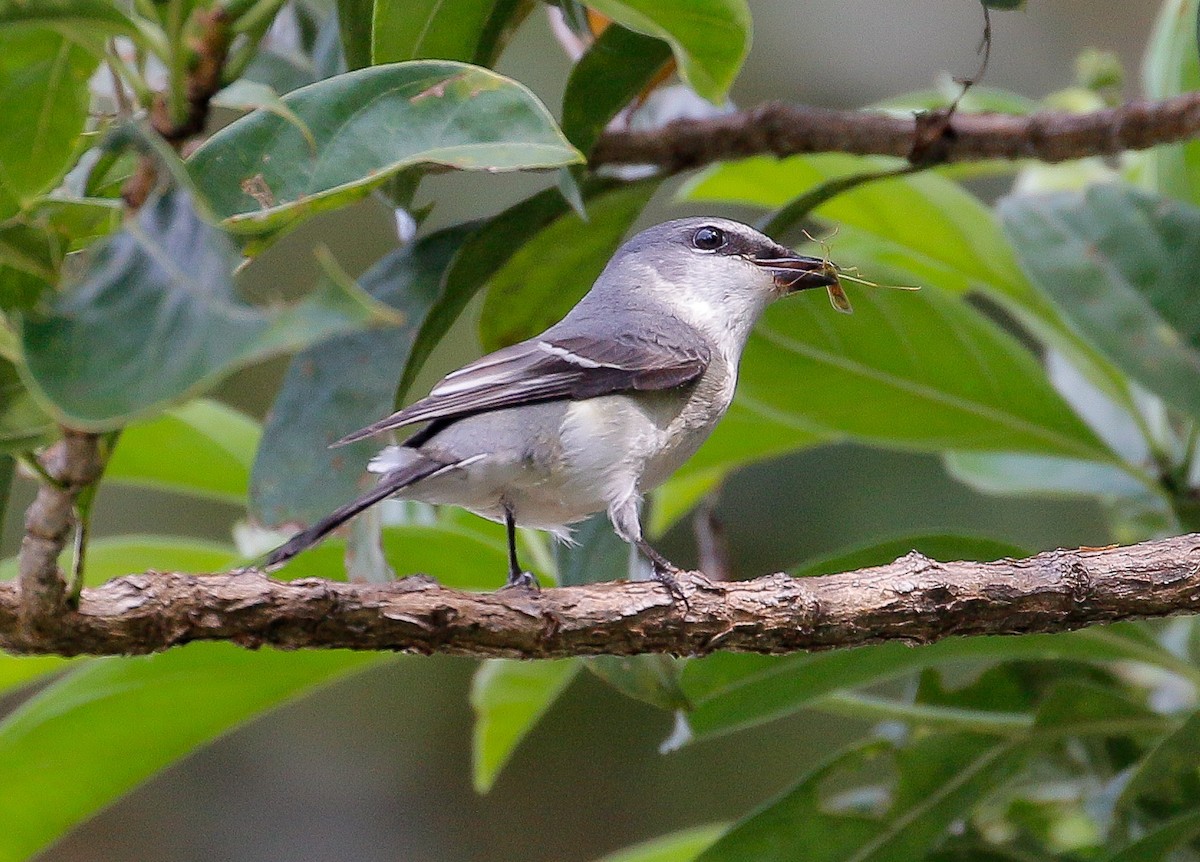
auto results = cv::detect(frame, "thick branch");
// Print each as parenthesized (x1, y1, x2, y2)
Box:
(1, 534, 1197, 658)
(590, 92, 1200, 174)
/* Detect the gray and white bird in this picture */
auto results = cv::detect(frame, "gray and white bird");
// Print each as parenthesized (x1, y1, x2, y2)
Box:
(264, 217, 838, 595)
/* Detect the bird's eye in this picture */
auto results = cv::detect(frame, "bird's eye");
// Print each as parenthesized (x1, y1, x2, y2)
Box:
(692, 226, 726, 251)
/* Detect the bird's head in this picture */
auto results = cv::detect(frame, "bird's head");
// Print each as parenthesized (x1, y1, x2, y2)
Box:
(601, 217, 839, 346)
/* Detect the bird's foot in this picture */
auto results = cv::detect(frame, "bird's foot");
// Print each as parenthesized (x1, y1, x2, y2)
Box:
(651, 563, 691, 610)
(503, 569, 541, 590)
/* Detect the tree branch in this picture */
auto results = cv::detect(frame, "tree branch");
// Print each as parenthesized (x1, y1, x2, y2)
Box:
(590, 92, 1200, 174)
(2, 534, 1197, 658)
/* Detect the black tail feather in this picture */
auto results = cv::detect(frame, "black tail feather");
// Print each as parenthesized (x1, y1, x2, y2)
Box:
(261, 459, 444, 570)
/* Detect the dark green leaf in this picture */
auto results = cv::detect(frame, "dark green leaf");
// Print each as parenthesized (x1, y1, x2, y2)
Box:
(1032, 680, 1161, 738)
(1103, 809, 1200, 862)
(587, 654, 690, 711)
(696, 741, 888, 862)
(478, 180, 656, 350)
(1143, 0, 1200, 206)
(858, 733, 1028, 862)
(21, 190, 396, 429)
(394, 186, 578, 403)
(372, 0, 497, 64)
(250, 227, 470, 527)
(471, 657, 580, 792)
(0, 29, 97, 219)
(981, 0, 1025, 9)
(188, 61, 582, 239)
(681, 627, 1184, 742)
(1117, 710, 1200, 813)
(1000, 184, 1200, 422)
(0, 644, 383, 862)
(107, 399, 260, 504)
(582, 0, 750, 103)
(334, 0, 372, 69)
(562, 23, 673, 153)
(591, 825, 727, 862)
(736, 283, 1109, 459)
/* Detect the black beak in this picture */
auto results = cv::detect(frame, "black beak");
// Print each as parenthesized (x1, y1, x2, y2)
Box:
(752, 254, 840, 294)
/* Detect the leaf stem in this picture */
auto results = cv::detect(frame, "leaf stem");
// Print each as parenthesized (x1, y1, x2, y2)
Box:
(165, 0, 189, 129)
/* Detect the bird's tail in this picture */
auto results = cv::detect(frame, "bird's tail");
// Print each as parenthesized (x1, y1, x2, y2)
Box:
(262, 457, 445, 570)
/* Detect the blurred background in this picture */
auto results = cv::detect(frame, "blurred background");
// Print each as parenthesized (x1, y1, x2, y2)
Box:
(1, 0, 1165, 858)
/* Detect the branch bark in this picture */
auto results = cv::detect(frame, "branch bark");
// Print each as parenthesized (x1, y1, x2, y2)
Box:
(590, 92, 1200, 174)
(2, 534, 1197, 658)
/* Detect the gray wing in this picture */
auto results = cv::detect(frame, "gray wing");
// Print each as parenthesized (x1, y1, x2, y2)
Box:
(333, 328, 710, 446)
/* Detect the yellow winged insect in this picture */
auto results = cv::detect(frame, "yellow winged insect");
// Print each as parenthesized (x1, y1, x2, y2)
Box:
(803, 229, 920, 314)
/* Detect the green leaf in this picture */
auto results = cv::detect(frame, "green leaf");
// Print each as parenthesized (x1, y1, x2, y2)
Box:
(944, 452, 1148, 499)
(335, 0, 373, 69)
(681, 627, 1182, 743)
(188, 61, 582, 239)
(0, 221, 59, 309)
(471, 657, 580, 792)
(372, 0, 497, 65)
(478, 180, 657, 350)
(696, 741, 887, 862)
(1142, 0, 1200, 205)
(107, 399, 260, 504)
(1102, 809, 1200, 862)
(250, 227, 470, 527)
(0, 357, 53, 452)
(856, 733, 1028, 862)
(999, 184, 1200, 422)
(582, 0, 750, 103)
(1116, 710, 1200, 813)
(0, 0, 144, 45)
(0, 644, 382, 862)
(592, 825, 728, 862)
(562, 23, 673, 153)
(737, 283, 1109, 459)
(21, 190, 397, 429)
(0, 29, 97, 220)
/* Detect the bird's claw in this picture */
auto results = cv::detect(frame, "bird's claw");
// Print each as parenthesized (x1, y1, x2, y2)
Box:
(503, 570, 541, 590)
(652, 564, 691, 610)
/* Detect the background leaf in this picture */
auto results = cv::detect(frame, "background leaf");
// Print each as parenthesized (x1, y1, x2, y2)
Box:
(592, 825, 728, 862)
(372, 0, 497, 65)
(735, 284, 1110, 459)
(106, 399, 260, 505)
(0, 644, 383, 862)
(1000, 183, 1200, 422)
(21, 190, 395, 429)
(478, 180, 657, 350)
(250, 227, 470, 527)
(189, 61, 582, 238)
(0, 29, 97, 220)
(471, 658, 580, 792)
(1142, 0, 1200, 206)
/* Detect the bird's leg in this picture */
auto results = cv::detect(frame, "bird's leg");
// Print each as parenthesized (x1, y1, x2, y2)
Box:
(502, 502, 539, 589)
(608, 492, 689, 606)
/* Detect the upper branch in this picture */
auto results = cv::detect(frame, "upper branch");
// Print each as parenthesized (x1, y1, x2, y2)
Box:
(590, 92, 1200, 174)
(1, 533, 1197, 658)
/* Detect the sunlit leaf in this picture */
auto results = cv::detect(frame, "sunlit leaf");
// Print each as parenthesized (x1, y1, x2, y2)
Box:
(592, 825, 728, 862)
(581, 0, 750, 103)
